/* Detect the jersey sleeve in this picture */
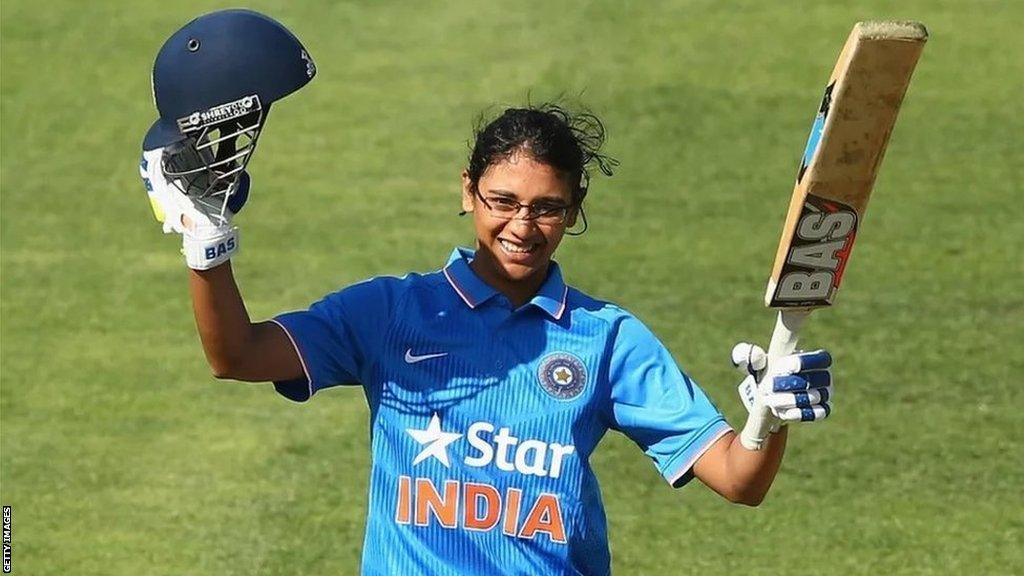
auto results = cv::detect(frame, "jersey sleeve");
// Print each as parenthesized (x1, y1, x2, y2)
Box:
(271, 278, 395, 402)
(604, 315, 732, 487)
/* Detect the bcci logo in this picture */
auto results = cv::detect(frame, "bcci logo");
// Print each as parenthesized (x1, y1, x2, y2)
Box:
(537, 353, 587, 401)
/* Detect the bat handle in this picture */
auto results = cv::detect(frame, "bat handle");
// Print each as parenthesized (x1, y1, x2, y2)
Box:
(739, 308, 811, 450)
(766, 308, 810, 361)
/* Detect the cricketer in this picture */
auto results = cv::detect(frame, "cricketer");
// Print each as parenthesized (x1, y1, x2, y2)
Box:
(139, 10, 837, 575)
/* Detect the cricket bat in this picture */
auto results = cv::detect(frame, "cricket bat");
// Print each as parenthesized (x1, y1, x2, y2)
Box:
(740, 21, 928, 450)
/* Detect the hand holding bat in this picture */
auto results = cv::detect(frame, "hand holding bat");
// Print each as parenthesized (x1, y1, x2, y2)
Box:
(733, 343, 833, 435)
(740, 21, 927, 450)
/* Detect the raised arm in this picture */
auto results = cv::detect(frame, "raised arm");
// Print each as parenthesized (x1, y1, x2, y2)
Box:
(139, 8, 317, 384)
(140, 147, 302, 384)
(190, 263, 303, 382)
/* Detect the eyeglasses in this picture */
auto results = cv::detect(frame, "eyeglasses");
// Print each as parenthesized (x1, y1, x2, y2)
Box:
(474, 190, 573, 224)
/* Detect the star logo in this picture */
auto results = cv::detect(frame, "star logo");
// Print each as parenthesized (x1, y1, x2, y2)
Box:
(553, 367, 573, 385)
(406, 413, 462, 468)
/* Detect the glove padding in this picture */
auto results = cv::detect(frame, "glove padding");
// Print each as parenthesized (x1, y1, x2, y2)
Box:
(139, 147, 249, 270)
(733, 343, 834, 425)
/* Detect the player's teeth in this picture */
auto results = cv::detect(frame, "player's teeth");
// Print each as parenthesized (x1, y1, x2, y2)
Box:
(500, 239, 535, 253)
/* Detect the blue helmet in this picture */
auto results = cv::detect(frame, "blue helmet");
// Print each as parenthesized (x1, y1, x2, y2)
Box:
(144, 9, 315, 150)
(143, 9, 315, 200)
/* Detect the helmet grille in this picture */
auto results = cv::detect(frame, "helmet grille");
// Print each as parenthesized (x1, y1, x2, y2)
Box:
(161, 98, 264, 223)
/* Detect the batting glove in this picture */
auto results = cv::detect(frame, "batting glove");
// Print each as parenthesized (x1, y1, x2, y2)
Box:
(732, 343, 834, 442)
(139, 147, 249, 270)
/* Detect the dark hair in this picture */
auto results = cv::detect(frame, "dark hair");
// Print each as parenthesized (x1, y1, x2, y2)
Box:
(467, 104, 618, 210)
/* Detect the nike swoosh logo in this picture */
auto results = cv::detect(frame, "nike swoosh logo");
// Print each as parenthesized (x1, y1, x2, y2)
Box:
(404, 349, 449, 364)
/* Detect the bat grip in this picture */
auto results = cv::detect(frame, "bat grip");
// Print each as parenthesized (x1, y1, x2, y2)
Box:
(766, 308, 809, 360)
(739, 309, 811, 450)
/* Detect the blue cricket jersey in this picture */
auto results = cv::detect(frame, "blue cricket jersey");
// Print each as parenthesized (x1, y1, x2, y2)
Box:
(272, 248, 731, 575)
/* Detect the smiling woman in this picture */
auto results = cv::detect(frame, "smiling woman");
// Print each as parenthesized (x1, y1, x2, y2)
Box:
(145, 75, 834, 574)
(458, 106, 615, 306)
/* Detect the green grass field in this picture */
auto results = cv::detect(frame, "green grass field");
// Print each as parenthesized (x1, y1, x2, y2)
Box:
(2, 1, 1022, 574)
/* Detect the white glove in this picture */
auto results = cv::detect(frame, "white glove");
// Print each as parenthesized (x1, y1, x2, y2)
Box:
(733, 343, 834, 445)
(139, 147, 248, 270)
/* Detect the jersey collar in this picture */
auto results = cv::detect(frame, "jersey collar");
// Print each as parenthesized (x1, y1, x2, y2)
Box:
(443, 247, 569, 320)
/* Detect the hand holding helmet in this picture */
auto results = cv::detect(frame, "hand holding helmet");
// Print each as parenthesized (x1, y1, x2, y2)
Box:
(139, 9, 315, 270)
(140, 147, 249, 269)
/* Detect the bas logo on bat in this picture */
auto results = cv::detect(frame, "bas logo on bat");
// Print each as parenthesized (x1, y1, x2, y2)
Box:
(769, 196, 857, 307)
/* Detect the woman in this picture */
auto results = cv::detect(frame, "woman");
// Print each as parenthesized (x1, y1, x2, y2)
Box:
(144, 93, 833, 575)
